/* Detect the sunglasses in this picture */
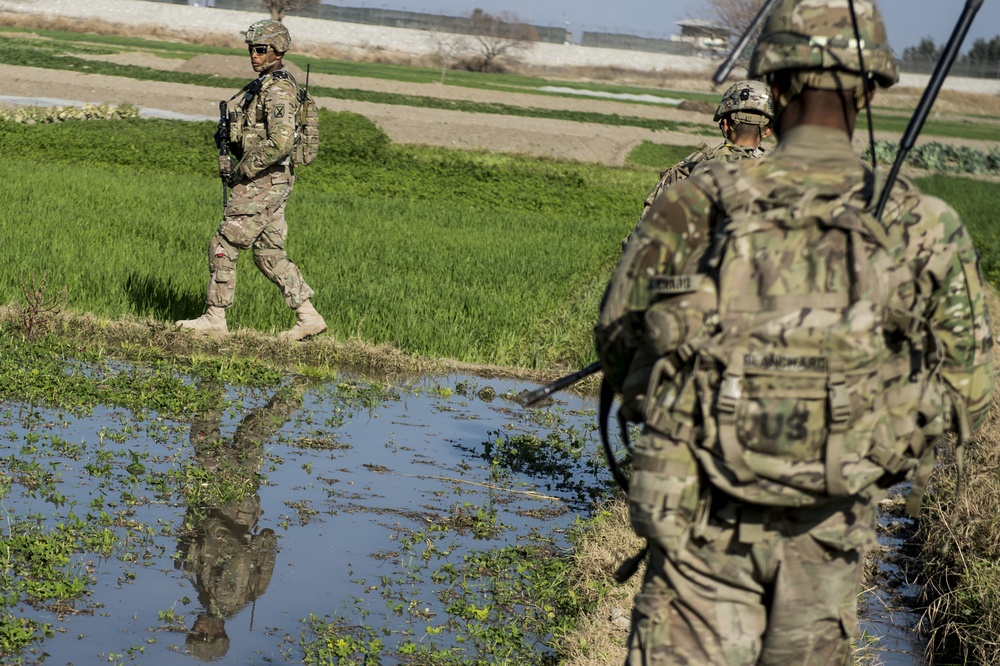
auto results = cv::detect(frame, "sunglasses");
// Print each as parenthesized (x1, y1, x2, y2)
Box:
(248, 45, 270, 55)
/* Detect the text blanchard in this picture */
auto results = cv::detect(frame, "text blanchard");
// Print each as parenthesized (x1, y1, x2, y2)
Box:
(743, 353, 828, 372)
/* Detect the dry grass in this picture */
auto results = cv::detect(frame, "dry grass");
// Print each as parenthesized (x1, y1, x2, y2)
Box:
(0, 305, 598, 389)
(554, 495, 643, 666)
(913, 285, 1000, 665)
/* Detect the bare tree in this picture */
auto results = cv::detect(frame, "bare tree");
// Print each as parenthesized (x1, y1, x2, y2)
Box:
(426, 26, 471, 84)
(260, 0, 319, 22)
(695, 0, 765, 42)
(465, 8, 538, 72)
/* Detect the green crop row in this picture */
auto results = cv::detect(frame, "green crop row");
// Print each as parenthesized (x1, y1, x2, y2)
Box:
(0, 102, 139, 124)
(864, 139, 1000, 175)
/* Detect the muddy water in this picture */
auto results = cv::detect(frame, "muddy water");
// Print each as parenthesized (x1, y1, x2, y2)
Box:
(1, 370, 926, 664)
(2, 373, 612, 664)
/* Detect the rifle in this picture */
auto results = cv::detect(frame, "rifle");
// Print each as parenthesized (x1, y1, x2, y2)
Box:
(874, 0, 984, 220)
(712, 0, 783, 86)
(517, 361, 601, 408)
(299, 63, 311, 105)
(218, 100, 231, 208)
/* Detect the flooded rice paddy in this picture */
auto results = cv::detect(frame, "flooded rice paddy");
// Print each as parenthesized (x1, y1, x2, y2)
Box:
(1, 365, 926, 664)
(2, 371, 612, 664)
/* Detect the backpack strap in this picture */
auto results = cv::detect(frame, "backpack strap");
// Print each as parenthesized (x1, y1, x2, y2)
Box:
(598, 379, 631, 493)
(714, 351, 757, 484)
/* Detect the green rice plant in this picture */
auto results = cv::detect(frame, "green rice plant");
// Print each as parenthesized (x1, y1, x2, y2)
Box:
(0, 114, 650, 368)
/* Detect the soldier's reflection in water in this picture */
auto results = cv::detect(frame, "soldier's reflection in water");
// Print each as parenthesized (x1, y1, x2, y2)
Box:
(175, 380, 307, 661)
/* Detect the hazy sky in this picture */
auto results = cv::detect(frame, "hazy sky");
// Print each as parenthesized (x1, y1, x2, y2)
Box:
(336, 0, 999, 52)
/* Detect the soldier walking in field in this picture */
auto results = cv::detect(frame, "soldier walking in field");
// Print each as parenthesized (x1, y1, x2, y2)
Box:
(176, 19, 327, 341)
(595, 0, 993, 663)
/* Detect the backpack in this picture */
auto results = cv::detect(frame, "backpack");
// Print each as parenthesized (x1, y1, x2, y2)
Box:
(293, 83, 320, 167)
(278, 66, 320, 167)
(631, 165, 938, 511)
(227, 69, 320, 166)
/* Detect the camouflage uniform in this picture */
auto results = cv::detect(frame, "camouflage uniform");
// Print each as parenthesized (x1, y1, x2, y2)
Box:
(177, 19, 326, 341)
(179, 381, 305, 660)
(209, 69, 314, 311)
(595, 2, 994, 664)
(629, 81, 773, 247)
(639, 141, 765, 222)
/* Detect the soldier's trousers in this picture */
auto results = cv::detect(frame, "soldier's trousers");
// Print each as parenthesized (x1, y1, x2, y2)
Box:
(206, 165, 314, 310)
(625, 494, 877, 666)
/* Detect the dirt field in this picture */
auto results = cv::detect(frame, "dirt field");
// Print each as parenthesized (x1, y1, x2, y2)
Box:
(4, 21, 1000, 165)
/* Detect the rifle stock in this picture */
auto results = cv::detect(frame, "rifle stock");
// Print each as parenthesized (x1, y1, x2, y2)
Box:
(518, 361, 602, 407)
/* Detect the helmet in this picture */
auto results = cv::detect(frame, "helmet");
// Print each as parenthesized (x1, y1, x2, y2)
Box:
(749, 0, 897, 90)
(714, 80, 774, 126)
(244, 19, 291, 53)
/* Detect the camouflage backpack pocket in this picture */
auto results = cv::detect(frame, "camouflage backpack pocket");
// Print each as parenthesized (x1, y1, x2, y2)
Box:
(628, 427, 703, 557)
(698, 338, 892, 505)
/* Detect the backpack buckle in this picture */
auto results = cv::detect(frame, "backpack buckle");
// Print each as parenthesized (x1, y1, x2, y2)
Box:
(718, 373, 742, 414)
(829, 377, 851, 425)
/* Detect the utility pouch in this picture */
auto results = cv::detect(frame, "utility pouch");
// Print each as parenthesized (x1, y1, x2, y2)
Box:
(628, 428, 703, 558)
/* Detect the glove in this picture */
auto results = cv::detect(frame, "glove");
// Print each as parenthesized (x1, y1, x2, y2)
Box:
(214, 124, 227, 150)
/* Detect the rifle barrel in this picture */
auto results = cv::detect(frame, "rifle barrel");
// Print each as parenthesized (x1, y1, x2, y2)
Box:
(518, 361, 602, 407)
(712, 0, 783, 85)
(875, 0, 983, 219)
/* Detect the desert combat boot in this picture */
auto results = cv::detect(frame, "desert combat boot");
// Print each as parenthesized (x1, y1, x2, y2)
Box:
(175, 306, 228, 335)
(280, 300, 327, 342)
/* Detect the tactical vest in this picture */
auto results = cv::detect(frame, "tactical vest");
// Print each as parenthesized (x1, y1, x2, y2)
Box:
(642, 142, 766, 216)
(228, 70, 318, 166)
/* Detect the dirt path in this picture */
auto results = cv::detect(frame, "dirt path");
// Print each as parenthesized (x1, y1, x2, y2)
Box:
(6, 48, 1000, 165)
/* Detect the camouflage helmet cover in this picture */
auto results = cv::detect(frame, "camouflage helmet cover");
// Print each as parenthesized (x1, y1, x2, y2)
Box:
(714, 80, 774, 125)
(749, 0, 898, 89)
(245, 19, 291, 53)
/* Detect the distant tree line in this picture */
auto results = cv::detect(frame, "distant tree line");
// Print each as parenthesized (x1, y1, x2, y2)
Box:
(902, 35, 1000, 78)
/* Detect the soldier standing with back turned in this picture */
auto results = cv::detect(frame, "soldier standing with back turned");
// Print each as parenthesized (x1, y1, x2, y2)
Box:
(595, 0, 993, 663)
(176, 19, 327, 341)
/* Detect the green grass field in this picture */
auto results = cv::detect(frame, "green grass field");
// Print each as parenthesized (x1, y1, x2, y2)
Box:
(0, 113, 657, 369)
(2, 110, 998, 372)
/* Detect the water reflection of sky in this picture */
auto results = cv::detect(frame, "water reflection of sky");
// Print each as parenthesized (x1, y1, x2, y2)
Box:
(1, 373, 608, 664)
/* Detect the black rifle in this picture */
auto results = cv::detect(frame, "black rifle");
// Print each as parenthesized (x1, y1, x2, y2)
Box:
(299, 63, 311, 105)
(218, 100, 231, 208)
(874, 0, 984, 220)
(712, 0, 783, 86)
(517, 361, 601, 408)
